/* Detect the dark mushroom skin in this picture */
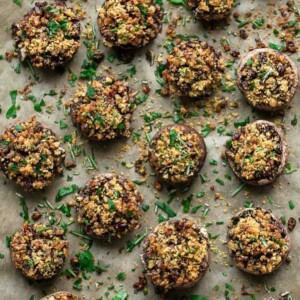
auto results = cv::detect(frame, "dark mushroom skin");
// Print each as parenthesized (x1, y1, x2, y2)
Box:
(40, 292, 81, 300)
(0, 117, 65, 191)
(67, 75, 136, 141)
(162, 39, 225, 98)
(12, 1, 81, 69)
(225, 120, 288, 186)
(141, 218, 210, 296)
(75, 173, 143, 240)
(228, 208, 291, 275)
(98, 0, 163, 49)
(186, 0, 234, 22)
(149, 124, 207, 187)
(10, 223, 69, 280)
(237, 48, 299, 112)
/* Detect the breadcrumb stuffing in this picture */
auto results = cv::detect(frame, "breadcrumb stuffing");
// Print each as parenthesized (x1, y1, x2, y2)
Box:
(0, 117, 65, 191)
(41, 292, 80, 300)
(67, 75, 136, 141)
(238, 49, 298, 111)
(149, 124, 206, 185)
(10, 223, 69, 280)
(226, 121, 287, 183)
(187, 0, 234, 21)
(98, 0, 163, 49)
(142, 219, 210, 294)
(162, 39, 225, 98)
(75, 174, 143, 240)
(228, 208, 290, 275)
(12, 2, 82, 69)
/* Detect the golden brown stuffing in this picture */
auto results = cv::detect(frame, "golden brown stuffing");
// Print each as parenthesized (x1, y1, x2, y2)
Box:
(0, 117, 65, 191)
(10, 223, 69, 280)
(162, 39, 225, 98)
(98, 0, 163, 49)
(186, 0, 234, 21)
(237, 49, 298, 111)
(225, 121, 288, 184)
(228, 208, 290, 275)
(149, 124, 206, 186)
(41, 292, 80, 300)
(75, 173, 143, 240)
(12, 2, 81, 69)
(67, 75, 136, 141)
(142, 219, 210, 294)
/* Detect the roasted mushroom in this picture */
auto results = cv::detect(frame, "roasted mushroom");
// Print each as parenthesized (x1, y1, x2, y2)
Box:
(225, 120, 288, 185)
(237, 48, 299, 112)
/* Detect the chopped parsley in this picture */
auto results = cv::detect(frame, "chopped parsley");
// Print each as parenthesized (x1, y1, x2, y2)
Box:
(55, 184, 78, 202)
(6, 90, 18, 119)
(155, 201, 176, 217)
(13, 0, 22, 7)
(126, 232, 147, 252)
(117, 272, 126, 281)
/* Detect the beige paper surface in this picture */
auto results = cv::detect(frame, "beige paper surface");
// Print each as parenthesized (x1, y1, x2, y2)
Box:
(0, 0, 299, 299)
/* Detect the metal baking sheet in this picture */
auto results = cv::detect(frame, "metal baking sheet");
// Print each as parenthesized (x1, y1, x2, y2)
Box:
(0, 0, 300, 299)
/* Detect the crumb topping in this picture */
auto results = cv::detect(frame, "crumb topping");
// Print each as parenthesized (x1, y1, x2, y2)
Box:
(143, 219, 209, 294)
(162, 39, 225, 98)
(12, 1, 81, 69)
(98, 0, 163, 49)
(228, 208, 290, 275)
(67, 75, 136, 141)
(226, 121, 284, 182)
(238, 49, 298, 110)
(41, 292, 79, 300)
(10, 223, 69, 280)
(187, 0, 234, 21)
(75, 174, 143, 240)
(0, 117, 65, 191)
(149, 124, 206, 185)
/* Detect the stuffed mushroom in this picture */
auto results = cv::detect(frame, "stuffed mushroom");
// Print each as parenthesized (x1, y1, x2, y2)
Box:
(12, 1, 81, 69)
(75, 173, 143, 240)
(228, 208, 291, 275)
(149, 124, 207, 186)
(10, 223, 69, 280)
(162, 39, 225, 98)
(186, 0, 234, 22)
(98, 0, 163, 49)
(237, 48, 298, 112)
(68, 75, 136, 141)
(0, 117, 65, 191)
(225, 120, 288, 185)
(141, 218, 210, 295)
(41, 292, 80, 300)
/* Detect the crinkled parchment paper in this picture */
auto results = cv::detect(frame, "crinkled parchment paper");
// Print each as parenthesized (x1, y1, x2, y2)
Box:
(0, 0, 300, 299)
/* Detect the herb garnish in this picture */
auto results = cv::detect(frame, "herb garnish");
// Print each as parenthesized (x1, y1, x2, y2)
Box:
(55, 184, 78, 202)
(126, 232, 147, 252)
(6, 90, 18, 119)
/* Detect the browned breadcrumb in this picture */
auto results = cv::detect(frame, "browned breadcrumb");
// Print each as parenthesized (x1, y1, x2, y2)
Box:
(98, 0, 163, 49)
(149, 124, 206, 186)
(67, 75, 136, 141)
(12, 2, 82, 69)
(142, 219, 210, 294)
(186, 0, 234, 21)
(10, 223, 69, 280)
(162, 39, 225, 98)
(225, 121, 287, 183)
(0, 117, 65, 191)
(41, 292, 80, 300)
(238, 49, 298, 111)
(228, 208, 290, 275)
(75, 173, 143, 240)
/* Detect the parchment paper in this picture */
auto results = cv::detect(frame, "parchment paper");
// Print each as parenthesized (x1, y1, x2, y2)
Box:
(0, 0, 300, 299)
